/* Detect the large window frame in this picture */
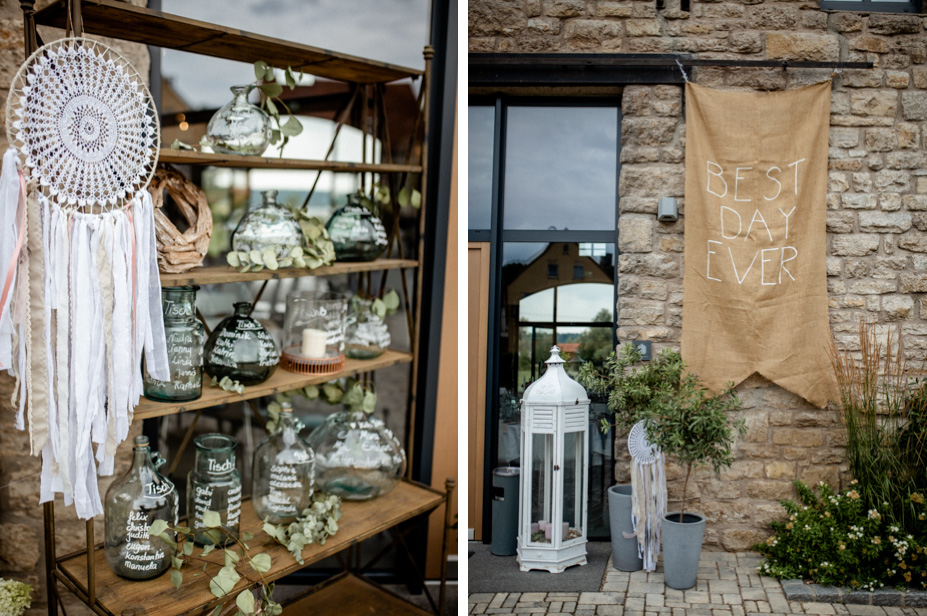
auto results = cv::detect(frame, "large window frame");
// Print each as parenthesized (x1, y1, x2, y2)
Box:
(470, 95, 622, 541)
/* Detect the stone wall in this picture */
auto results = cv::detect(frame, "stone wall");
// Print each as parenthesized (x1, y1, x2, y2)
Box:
(0, 2, 149, 614)
(469, 1, 927, 550)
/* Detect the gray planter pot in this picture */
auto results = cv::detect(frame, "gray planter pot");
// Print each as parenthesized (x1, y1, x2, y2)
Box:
(607, 484, 642, 572)
(662, 511, 706, 590)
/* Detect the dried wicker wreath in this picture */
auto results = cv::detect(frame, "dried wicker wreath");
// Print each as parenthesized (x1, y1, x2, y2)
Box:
(148, 166, 213, 273)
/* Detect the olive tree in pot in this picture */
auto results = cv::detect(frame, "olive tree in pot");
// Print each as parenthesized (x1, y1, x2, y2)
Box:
(579, 344, 745, 587)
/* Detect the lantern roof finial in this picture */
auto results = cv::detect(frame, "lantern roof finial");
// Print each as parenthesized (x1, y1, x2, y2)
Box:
(546, 346, 565, 366)
(522, 346, 589, 405)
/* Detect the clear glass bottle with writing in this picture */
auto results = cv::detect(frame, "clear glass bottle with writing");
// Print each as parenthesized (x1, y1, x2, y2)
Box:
(104, 436, 178, 580)
(251, 402, 315, 523)
(203, 302, 279, 386)
(144, 286, 206, 402)
(186, 434, 242, 545)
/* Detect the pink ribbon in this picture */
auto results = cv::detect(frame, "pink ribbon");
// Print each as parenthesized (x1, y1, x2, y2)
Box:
(0, 173, 28, 369)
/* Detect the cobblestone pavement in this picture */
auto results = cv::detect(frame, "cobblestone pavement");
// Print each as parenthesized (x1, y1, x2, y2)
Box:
(468, 552, 927, 616)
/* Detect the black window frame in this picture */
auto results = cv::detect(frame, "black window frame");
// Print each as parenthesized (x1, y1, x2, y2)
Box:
(820, 0, 921, 13)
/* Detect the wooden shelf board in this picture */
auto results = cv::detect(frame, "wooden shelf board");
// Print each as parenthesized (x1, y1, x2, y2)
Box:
(281, 572, 432, 616)
(159, 259, 418, 286)
(157, 149, 423, 173)
(34, 0, 423, 84)
(134, 350, 412, 421)
(57, 482, 444, 616)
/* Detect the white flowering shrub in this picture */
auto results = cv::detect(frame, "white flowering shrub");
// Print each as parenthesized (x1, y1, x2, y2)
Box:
(0, 578, 32, 616)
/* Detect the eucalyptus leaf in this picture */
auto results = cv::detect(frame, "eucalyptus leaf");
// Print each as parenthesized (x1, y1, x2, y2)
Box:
(281, 116, 303, 137)
(303, 384, 320, 399)
(322, 384, 343, 404)
(410, 188, 422, 208)
(293, 256, 307, 269)
(371, 298, 387, 319)
(278, 258, 293, 268)
(249, 250, 264, 266)
(158, 532, 177, 550)
(226, 252, 241, 268)
(170, 569, 183, 589)
(284, 66, 297, 89)
(236, 590, 256, 614)
(383, 289, 400, 312)
(375, 184, 390, 205)
(209, 574, 234, 598)
(183, 541, 194, 556)
(362, 391, 377, 414)
(203, 510, 222, 528)
(148, 519, 169, 537)
(305, 256, 322, 269)
(265, 97, 278, 116)
(263, 66, 276, 82)
(397, 186, 411, 208)
(270, 129, 281, 145)
(205, 528, 224, 545)
(250, 553, 272, 573)
(202, 544, 216, 556)
(289, 246, 304, 259)
(252, 264, 264, 273)
(265, 253, 279, 270)
(259, 83, 283, 98)
(210, 605, 222, 616)
(343, 383, 364, 408)
(224, 549, 240, 567)
(253, 61, 269, 80)
(172, 556, 183, 570)
(238, 251, 251, 265)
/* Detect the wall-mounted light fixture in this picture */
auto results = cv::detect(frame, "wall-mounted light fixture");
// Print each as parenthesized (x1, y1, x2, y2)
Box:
(657, 197, 678, 222)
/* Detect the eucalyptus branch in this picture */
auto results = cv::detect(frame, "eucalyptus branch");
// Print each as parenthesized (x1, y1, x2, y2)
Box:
(252, 61, 304, 156)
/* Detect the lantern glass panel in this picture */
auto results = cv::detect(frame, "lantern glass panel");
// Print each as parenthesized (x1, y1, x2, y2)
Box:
(282, 292, 347, 360)
(562, 430, 585, 542)
(529, 432, 554, 545)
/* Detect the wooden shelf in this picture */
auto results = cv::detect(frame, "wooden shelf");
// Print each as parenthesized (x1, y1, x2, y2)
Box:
(57, 482, 444, 616)
(158, 149, 423, 173)
(281, 573, 432, 616)
(159, 259, 417, 286)
(134, 350, 412, 421)
(34, 0, 423, 84)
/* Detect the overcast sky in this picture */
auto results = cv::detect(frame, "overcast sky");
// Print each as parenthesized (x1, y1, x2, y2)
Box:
(161, 0, 431, 109)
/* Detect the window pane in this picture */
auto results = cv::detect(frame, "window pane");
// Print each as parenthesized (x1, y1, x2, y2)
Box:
(503, 106, 617, 231)
(468, 106, 495, 230)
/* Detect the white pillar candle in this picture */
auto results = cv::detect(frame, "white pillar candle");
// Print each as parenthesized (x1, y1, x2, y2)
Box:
(562, 522, 570, 541)
(301, 328, 328, 358)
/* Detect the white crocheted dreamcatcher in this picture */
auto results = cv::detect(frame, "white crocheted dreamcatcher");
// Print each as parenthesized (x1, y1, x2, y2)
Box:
(0, 38, 169, 519)
(627, 420, 667, 572)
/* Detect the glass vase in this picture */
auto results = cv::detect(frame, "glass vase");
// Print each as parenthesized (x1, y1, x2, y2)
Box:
(104, 436, 178, 580)
(187, 434, 242, 546)
(306, 410, 406, 501)
(252, 402, 315, 524)
(143, 286, 206, 402)
(205, 85, 272, 156)
(280, 292, 347, 375)
(325, 193, 389, 262)
(345, 298, 391, 360)
(203, 302, 279, 386)
(231, 190, 306, 259)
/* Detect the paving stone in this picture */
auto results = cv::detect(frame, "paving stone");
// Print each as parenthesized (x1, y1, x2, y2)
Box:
(647, 594, 665, 608)
(847, 606, 886, 616)
(711, 581, 743, 593)
(723, 593, 745, 605)
(742, 588, 768, 601)
(783, 580, 816, 602)
(845, 592, 875, 606)
(872, 591, 902, 607)
(548, 602, 563, 612)
(626, 597, 647, 611)
(473, 603, 489, 614)
(805, 603, 838, 615)
(812, 586, 844, 604)
(597, 607, 625, 616)
(521, 593, 548, 603)
(505, 595, 522, 608)
(472, 594, 497, 604)
(904, 594, 927, 608)
(580, 593, 622, 605)
(732, 607, 746, 616)
(688, 592, 711, 604)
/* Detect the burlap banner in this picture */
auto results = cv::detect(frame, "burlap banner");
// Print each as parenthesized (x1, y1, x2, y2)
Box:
(680, 81, 836, 408)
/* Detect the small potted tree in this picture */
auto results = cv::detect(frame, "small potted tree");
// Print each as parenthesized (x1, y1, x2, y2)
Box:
(579, 344, 745, 588)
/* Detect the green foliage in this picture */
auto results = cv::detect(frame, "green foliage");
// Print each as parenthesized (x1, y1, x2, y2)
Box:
(211, 375, 244, 394)
(266, 379, 377, 426)
(576, 309, 614, 366)
(755, 481, 927, 591)
(578, 343, 745, 517)
(225, 235, 335, 275)
(252, 61, 304, 154)
(263, 492, 344, 565)
(0, 578, 32, 616)
(149, 511, 281, 616)
(833, 323, 927, 536)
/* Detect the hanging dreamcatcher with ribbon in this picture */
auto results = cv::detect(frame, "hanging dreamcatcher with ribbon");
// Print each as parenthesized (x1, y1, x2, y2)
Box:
(626, 420, 667, 572)
(0, 37, 169, 519)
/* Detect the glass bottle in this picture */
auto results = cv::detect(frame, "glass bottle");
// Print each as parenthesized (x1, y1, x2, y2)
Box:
(251, 402, 315, 524)
(104, 436, 178, 580)
(306, 410, 406, 500)
(231, 190, 306, 259)
(203, 302, 279, 386)
(143, 286, 206, 402)
(186, 434, 242, 546)
(325, 192, 389, 262)
(205, 85, 272, 156)
(345, 298, 391, 360)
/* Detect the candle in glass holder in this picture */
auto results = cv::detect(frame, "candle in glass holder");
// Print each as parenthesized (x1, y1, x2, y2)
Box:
(301, 328, 328, 358)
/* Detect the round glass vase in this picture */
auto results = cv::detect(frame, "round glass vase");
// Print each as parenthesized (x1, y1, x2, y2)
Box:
(306, 410, 406, 501)
(252, 402, 315, 524)
(203, 302, 279, 386)
(186, 434, 242, 546)
(231, 189, 306, 259)
(325, 193, 389, 262)
(104, 436, 178, 580)
(345, 298, 391, 360)
(280, 292, 347, 375)
(205, 85, 272, 156)
(143, 286, 206, 402)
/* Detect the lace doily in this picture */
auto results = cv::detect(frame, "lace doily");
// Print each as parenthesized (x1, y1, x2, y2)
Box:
(6, 38, 159, 211)
(628, 420, 660, 464)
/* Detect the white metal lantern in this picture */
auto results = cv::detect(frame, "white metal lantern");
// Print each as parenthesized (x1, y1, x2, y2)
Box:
(517, 346, 590, 573)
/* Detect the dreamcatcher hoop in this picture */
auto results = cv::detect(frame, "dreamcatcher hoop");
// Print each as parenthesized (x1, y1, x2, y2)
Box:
(6, 37, 160, 211)
(628, 420, 660, 463)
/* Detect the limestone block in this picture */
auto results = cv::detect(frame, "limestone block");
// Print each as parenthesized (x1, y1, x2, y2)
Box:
(825, 258, 842, 278)
(621, 146, 660, 164)
(698, 3, 745, 19)
(782, 446, 812, 461)
(766, 33, 840, 62)
(828, 12, 862, 33)
(771, 428, 824, 447)
(811, 450, 846, 465)
(868, 13, 922, 35)
(829, 128, 859, 149)
(841, 193, 878, 209)
(721, 528, 769, 552)
(619, 298, 665, 325)
(545, 0, 587, 17)
(873, 170, 910, 192)
(698, 479, 742, 500)
(878, 193, 900, 211)
(858, 211, 912, 233)
(719, 461, 765, 481)
(826, 211, 855, 234)
(851, 173, 872, 193)
(830, 92, 850, 115)
(848, 279, 896, 294)
(700, 500, 752, 524)
(885, 71, 910, 89)
(883, 53, 912, 70)
(639, 279, 668, 300)
(802, 11, 828, 30)
(621, 197, 658, 214)
(622, 86, 653, 116)
(618, 253, 680, 278)
(729, 31, 762, 54)
(745, 480, 794, 500)
(736, 444, 781, 460)
(597, 1, 633, 17)
(726, 68, 786, 91)
(742, 410, 769, 444)
(765, 461, 796, 480)
(851, 36, 889, 54)
(902, 322, 927, 336)
(620, 165, 684, 197)
(828, 279, 847, 294)
(528, 17, 561, 34)
(828, 172, 849, 193)
(901, 91, 927, 121)
(469, 38, 496, 52)
(914, 67, 927, 89)
(830, 115, 894, 128)
(565, 19, 613, 50)
(469, 0, 528, 36)
(885, 151, 927, 170)
(617, 325, 677, 341)
(914, 213, 927, 231)
(801, 465, 840, 487)
(748, 5, 797, 30)
(897, 233, 927, 253)
(882, 295, 914, 320)
(626, 19, 661, 37)
(850, 90, 898, 117)
(753, 503, 788, 527)
(903, 195, 927, 210)
(865, 128, 895, 152)
(829, 295, 866, 308)
(622, 117, 678, 146)
(840, 69, 883, 89)
(618, 215, 654, 253)
(660, 235, 684, 253)
(870, 256, 908, 279)
(527, 0, 541, 16)
(897, 123, 920, 149)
